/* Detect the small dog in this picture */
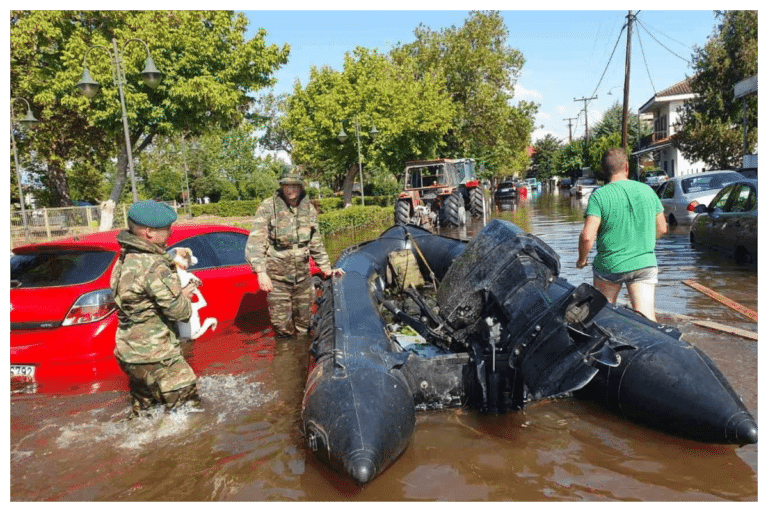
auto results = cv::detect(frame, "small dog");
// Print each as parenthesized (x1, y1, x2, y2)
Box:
(169, 247, 218, 340)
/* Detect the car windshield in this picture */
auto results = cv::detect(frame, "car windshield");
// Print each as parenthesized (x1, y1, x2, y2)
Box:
(681, 173, 740, 194)
(11, 250, 115, 288)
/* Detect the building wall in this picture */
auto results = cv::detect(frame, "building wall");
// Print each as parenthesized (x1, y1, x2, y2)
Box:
(654, 99, 708, 178)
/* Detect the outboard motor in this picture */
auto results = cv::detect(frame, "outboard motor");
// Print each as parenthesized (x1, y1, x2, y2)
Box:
(437, 219, 620, 411)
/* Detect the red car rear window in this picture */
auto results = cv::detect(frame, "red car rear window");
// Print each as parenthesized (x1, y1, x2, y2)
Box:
(11, 250, 115, 288)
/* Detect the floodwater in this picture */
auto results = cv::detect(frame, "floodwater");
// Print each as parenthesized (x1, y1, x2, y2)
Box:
(10, 188, 757, 501)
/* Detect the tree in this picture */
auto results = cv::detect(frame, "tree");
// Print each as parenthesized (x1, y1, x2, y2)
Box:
(591, 101, 646, 146)
(282, 47, 455, 205)
(531, 134, 563, 181)
(675, 10, 757, 169)
(392, 11, 536, 178)
(10, 10, 289, 219)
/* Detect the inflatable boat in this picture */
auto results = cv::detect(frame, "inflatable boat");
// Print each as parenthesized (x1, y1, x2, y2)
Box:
(302, 220, 757, 484)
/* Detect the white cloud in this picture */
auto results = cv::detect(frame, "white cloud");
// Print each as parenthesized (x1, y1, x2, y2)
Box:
(514, 84, 543, 102)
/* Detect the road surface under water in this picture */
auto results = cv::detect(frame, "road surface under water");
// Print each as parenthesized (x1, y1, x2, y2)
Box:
(10, 189, 757, 501)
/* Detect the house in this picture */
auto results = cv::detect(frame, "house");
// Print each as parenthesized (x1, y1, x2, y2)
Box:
(632, 78, 708, 178)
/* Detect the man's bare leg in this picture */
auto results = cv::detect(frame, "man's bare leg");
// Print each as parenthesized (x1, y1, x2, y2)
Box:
(593, 278, 622, 306)
(626, 280, 657, 322)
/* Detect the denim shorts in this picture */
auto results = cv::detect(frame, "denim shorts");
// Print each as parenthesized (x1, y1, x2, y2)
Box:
(594, 266, 658, 285)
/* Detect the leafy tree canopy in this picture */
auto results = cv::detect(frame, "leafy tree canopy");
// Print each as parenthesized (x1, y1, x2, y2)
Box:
(393, 11, 536, 178)
(675, 10, 757, 169)
(10, 10, 289, 206)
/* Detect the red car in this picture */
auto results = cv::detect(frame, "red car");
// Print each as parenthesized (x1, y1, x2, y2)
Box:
(10, 224, 271, 394)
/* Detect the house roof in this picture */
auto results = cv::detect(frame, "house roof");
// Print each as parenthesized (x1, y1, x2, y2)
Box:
(638, 77, 696, 113)
(656, 78, 693, 97)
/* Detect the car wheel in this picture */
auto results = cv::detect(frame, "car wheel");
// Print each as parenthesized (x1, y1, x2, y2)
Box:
(668, 214, 678, 227)
(735, 246, 753, 265)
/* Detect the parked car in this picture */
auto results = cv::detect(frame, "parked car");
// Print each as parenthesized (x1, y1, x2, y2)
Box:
(570, 176, 599, 197)
(690, 179, 757, 264)
(656, 170, 743, 226)
(10, 224, 270, 393)
(494, 178, 518, 200)
(642, 169, 669, 186)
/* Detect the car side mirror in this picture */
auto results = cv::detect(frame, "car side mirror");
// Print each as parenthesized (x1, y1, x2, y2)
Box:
(693, 204, 708, 214)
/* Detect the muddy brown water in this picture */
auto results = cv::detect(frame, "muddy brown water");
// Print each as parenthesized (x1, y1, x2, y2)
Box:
(10, 189, 757, 501)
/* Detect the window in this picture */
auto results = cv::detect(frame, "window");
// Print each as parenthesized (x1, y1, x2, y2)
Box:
(711, 184, 735, 210)
(168, 231, 249, 270)
(11, 250, 115, 288)
(662, 182, 675, 199)
(730, 185, 756, 212)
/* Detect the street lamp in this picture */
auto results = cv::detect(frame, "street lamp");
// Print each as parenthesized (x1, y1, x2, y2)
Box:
(10, 97, 39, 240)
(76, 38, 162, 203)
(179, 134, 201, 214)
(338, 115, 378, 206)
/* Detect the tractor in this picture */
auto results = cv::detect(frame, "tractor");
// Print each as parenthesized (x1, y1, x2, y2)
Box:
(394, 158, 488, 227)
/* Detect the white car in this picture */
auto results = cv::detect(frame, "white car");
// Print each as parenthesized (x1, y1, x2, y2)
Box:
(656, 170, 743, 226)
(570, 176, 599, 196)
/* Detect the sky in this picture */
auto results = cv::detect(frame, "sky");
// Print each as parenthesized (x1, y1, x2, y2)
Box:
(241, 7, 722, 147)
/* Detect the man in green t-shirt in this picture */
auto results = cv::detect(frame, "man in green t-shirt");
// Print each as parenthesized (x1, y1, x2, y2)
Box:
(576, 148, 667, 321)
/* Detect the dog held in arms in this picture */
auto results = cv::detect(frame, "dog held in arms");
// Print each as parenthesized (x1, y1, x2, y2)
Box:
(169, 247, 218, 340)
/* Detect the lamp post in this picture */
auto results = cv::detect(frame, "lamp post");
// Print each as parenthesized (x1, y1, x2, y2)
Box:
(178, 134, 201, 215)
(337, 115, 378, 206)
(76, 38, 162, 203)
(10, 97, 39, 240)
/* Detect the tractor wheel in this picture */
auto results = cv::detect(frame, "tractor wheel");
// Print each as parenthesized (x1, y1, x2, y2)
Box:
(395, 200, 411, 225)
(440, 193, 466, 227)
(470, 187, 487, 218)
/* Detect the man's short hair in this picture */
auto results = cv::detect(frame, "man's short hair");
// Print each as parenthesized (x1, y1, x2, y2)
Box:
(601, 148, 628, 176)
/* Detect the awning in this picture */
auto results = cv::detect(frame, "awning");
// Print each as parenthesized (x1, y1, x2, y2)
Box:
(631, 141, 673, 157)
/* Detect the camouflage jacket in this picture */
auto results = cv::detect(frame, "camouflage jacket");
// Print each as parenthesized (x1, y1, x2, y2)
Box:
(245, 191, 332, 283)
(110, 230, 192, 364)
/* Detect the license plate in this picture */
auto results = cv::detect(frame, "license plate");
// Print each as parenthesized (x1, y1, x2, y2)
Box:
(11, 365, 36, 379)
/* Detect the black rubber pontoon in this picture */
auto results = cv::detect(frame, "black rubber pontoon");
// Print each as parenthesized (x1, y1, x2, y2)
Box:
(302, 220, 757, 485)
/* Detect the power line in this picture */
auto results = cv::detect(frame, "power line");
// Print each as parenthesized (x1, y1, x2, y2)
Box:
(635, 18, 692, 64)
(636, 17, 694, 53)
(589, 23, 627, 99)
(635, 22, 656, 95)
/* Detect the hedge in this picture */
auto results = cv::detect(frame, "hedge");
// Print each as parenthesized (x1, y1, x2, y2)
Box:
(189, 197, 395, 235)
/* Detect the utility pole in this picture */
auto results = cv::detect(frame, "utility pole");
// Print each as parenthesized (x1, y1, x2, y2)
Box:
(573, 96, 597, 148)
(622, 10, 635, 150)
(563, 117, 577, 143)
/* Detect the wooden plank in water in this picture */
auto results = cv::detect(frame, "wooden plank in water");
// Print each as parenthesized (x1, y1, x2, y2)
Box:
(692, 320, 758, 341)
(681, 280, 758, 322)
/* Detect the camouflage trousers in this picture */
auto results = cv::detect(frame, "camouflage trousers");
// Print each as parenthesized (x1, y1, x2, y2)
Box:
(118, 355, 200, 415)
(268, 276, 313, 337)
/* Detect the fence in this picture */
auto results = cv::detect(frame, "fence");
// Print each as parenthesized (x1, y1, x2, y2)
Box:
(10, 201, 179, 249)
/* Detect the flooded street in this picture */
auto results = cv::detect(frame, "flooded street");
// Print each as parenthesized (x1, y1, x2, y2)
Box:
(10, 189, 757, 501)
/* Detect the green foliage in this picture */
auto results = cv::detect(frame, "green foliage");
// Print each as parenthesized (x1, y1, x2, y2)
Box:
(553, 140, 585, 177)
(591, 101, 647, 145)
(395, 11, 536, 176)
(10, 10, 290, 205)
(531, 134, 563, 181)
(316, 205, 394, 235)
(283, 46, 455, 191)
(676, 10, 757, 168)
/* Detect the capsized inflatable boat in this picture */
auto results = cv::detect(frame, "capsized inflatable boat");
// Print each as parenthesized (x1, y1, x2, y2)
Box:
(302, 220, 757, 484)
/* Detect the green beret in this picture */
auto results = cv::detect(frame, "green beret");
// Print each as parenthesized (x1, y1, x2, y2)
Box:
(128, 200, 177, 228)
(279, 172, 304, 186)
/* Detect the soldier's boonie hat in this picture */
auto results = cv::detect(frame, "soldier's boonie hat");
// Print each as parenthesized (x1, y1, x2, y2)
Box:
(128, 200, 177, 228)
(279, 172, 304, 187)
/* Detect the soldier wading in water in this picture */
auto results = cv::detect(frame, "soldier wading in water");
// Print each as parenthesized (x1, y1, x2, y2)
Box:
(111, 200, 202, 417)
(246, 171, 344, 338)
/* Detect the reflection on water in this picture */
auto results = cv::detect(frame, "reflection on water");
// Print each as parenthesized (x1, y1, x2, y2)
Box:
(11, 190, 757, 501)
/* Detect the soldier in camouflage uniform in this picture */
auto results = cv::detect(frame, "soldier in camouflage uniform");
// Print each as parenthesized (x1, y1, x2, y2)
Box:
(111, 200, 202, 417)
(245, 172, 344, 338)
